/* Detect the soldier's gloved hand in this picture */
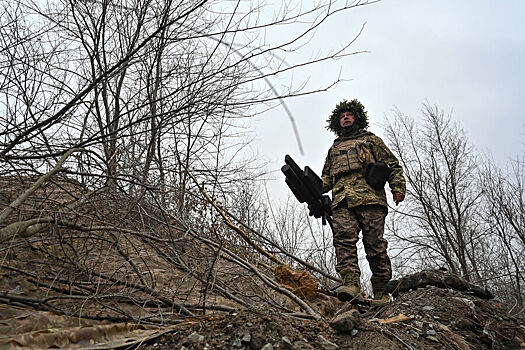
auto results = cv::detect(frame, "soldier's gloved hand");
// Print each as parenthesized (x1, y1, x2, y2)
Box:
(393, 192, 405, 205)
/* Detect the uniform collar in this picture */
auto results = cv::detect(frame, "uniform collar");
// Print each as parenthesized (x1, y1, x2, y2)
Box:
(335, 129, 371, 141)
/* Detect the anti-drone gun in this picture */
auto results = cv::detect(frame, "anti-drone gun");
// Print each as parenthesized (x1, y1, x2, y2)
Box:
(281, 155, 333, 230)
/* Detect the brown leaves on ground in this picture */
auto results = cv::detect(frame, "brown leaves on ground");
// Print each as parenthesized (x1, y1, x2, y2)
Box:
(274, 264, 318, 300)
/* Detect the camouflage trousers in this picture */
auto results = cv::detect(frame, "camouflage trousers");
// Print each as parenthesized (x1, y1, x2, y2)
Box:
(332, 204, 392, 286)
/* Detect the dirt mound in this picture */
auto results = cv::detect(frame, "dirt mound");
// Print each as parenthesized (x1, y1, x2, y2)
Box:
(1, 177, 524, 349)
(138, 285, 525, 350)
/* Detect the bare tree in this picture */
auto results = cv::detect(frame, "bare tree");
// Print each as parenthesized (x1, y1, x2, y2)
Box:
(384, 104, 486, 282)
(481, 156, 525, 314)
(0, 0, 371, 324)
(1, 0, 369, 212)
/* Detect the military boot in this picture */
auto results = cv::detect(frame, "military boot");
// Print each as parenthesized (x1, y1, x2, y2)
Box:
(371, 282, 390, 306)
(336, 273, 364, 303)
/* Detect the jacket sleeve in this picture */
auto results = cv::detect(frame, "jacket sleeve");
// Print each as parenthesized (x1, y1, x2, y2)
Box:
(369, 135, 406, 195)
(321, 148, 332, 193)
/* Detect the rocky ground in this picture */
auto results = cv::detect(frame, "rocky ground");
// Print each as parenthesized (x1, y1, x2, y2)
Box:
(137, 285, 525, 350)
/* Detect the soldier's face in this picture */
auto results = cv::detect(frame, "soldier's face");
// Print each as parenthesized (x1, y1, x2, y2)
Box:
(339, 111, 355, 127)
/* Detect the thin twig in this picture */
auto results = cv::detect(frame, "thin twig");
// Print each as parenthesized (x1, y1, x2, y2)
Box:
(381, 328, 415, 350)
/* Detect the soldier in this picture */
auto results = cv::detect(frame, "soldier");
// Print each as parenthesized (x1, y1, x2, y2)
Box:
(321, 99, 406, 306)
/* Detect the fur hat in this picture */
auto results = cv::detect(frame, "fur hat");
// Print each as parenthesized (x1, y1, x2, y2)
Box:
(326, 99, 369, 136)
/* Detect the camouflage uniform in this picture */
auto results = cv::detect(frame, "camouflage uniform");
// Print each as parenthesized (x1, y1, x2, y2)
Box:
(332, 204, 390, 286)
(322, 102, 406, 291)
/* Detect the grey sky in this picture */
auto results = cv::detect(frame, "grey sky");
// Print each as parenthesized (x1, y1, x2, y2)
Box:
(253, 0, 525, 199)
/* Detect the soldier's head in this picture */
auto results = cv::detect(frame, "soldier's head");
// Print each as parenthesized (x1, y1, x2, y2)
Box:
(326, 99, 369, 136)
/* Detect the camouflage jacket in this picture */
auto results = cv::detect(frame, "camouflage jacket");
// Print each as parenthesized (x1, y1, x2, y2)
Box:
(321, 130, 406, 209)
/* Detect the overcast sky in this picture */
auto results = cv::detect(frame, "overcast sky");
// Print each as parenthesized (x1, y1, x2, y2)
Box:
(251, 0, 524, 200)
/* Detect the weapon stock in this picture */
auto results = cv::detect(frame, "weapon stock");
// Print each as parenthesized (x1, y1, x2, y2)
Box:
(281, 155, 333, 229)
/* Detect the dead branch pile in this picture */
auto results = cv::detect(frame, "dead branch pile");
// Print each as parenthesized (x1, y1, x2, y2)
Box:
(0, 174, 336, 326)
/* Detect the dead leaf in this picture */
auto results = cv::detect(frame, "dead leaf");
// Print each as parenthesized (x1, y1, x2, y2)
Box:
(378, 313, 412, 324)
(274, 264, 318, 300)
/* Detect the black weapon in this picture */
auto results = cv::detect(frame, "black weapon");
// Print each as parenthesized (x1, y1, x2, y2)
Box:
(281, 155, 333, 230)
